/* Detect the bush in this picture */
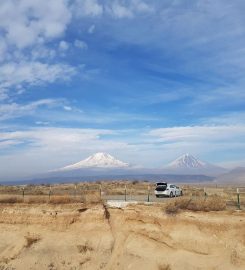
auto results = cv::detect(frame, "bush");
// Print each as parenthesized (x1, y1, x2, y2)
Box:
(187, 195, 226, 211)
(0, 196, 22, 204)
(49, 195, 76, 204)
(25, 196, 48, 204)
(158, 264, 171, 270)
(77, 242, 93, 253)
(25, 234, 41, 248)
(164, 195, 226, 214)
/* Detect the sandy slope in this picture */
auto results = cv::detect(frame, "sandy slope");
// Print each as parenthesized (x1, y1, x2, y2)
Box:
(0, 203, 244, 270)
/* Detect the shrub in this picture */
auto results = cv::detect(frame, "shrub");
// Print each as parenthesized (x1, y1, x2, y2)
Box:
(49, 195, 75, 204)
(0, 196, 22, 204)
(25, 196, 48, 204)
(158, 264, 171, 270)
(77, 242, 93, 253)
(164, 195, 226, 214)
(187, 195, 226, 211)
(165, 201, 179, 215)
(25, 234, 41, 248)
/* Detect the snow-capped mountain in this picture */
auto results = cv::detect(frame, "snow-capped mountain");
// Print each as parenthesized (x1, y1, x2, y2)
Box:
(164, 153, 227, 176)
(59, 152, 129, 171)
(167, 153, 207, 169)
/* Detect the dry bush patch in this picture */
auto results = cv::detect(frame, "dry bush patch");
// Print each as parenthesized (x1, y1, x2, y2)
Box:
(158, 264, 171, 270)
(25, 196, 48, 204)
(83, 192, 101, 204)
(165, 195, 226, 214)
(77, 242, 94, 253)
(49, 195, 77, 204)
(24, 234, 41, 248)
(0, 196, 22, 204)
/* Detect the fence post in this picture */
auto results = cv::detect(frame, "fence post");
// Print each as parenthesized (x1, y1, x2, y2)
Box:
(49, 186, 52, 202)
(124, 185, 127, 202)
(22, 187, 25, 201)
(74, 184, 77, 198)
(99, 184, 102, 199)
(237, 188, 241, 210)
(204, 187, 207, 199)
(147, 185, 150, 202)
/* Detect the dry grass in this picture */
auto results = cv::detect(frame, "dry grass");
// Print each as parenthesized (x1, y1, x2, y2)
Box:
(25, 233, 41, 248)
(0, 196, 23, 204)
(49, 195, 78, 204)
(77, 242, 93, 253)
(158, 264, 171, 270)
(165, 195, 226, 214)
(83, 192, 102, 204)
(25, 196, 48, 204)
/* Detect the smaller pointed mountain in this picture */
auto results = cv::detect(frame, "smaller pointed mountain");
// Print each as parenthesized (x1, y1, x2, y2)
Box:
(164, 153, 227, 176)
(167, 153, 207, 169)
(59, 152, 129, 171)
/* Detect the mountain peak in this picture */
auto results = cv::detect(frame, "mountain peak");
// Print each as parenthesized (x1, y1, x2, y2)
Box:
(59, 152, 129, 171)
(167, 153, 207, 169)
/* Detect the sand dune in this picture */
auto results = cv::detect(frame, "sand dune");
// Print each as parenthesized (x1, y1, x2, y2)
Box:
(0, 203, 244, 270)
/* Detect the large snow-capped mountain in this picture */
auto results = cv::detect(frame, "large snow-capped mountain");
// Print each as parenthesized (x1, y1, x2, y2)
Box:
(164, 153, 227, 176)
(59, 152, 129, 171)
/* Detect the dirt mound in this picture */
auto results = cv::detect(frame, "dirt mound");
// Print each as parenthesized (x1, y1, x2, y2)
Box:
(0, 203, 244, 269)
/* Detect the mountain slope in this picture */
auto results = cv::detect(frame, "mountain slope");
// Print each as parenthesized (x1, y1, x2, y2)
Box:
(216, 167, 245, 185)
(58, 152, 129, 171)
(167, 153, 207, 169)
(164, 153, 227, 176)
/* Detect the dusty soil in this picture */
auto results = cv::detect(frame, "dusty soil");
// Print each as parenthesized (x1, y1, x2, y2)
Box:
(0, 202, 244, 270)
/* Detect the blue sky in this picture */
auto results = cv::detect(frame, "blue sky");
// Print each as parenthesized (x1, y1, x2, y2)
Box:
(1, 0, 245, 180)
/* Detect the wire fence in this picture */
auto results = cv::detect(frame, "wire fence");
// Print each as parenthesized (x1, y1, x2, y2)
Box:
(0, 183, 244, 209)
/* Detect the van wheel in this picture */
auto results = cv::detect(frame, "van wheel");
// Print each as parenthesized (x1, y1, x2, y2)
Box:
(180, 191, 183, 196)
(170, 192, 173, 198)
(156, 195, 160, 198)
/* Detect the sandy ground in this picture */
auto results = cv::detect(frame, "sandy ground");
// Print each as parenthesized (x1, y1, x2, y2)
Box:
(0, 202, 244, 270)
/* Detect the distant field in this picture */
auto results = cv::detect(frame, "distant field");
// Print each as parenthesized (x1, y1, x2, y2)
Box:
(0, 181, 244, 209)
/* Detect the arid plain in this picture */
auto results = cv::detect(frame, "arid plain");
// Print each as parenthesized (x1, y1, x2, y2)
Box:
(0, 182, 244, 270)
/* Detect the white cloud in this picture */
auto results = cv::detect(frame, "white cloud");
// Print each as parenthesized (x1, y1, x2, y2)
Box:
(72, 0, 153, 19)
(59, 40, 70, 51)
(0, 39, 7, 62)
(0, 99, 65, 120)
(0, 61, 76, 97)
(74, 39, 88, 49)
(109, 1, 134, 18)
(88, 24, 95, 34)
(31, 46, 56, 60)
(73, 0, 103, 17)
(106, 0, 153, 18)
(148, 125, 245, 144)
(131, 0, 154, 13)
(0, 0, 71, 49)
(63, 105, 72, 111)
